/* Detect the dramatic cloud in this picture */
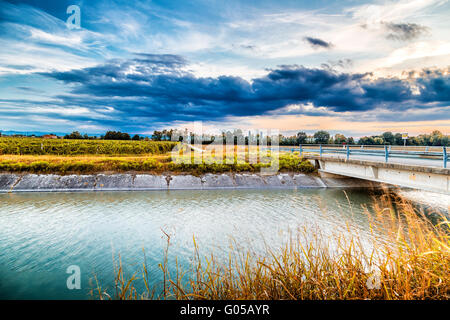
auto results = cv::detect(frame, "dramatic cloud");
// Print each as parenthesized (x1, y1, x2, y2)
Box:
(1, 0, 449, 133)
(304, 37, 333, 49)
(32, 54, 450, 130)
(384, 22, 429, 41)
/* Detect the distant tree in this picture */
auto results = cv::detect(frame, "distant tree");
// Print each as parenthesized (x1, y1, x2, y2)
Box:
(441, 135, 449, 146)
(334, 133, 347, 144)
(152, 130, 162, 141)
(382, 132, 395, 145)
(373, 137, 384, 145)
(313, 130, 330, 144)
(394, 133, 403, 145)
(104, 131, 131, 140)
(347, 137, 355, 145)
(297, 131, 308, 144)
(431, 130, 442, 136)
(64, 131, 83, 139)
(83, 134, 89, 139)
(162, 129, 174, 140)
(358, 136, 374, 145)
(431, 130, 444, 146)
(132, 134, 140, 141)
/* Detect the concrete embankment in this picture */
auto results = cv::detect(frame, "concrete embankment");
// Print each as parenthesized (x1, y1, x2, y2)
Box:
(0, 173, 378, 193)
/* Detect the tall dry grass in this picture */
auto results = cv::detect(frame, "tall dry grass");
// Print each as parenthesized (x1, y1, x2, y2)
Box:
(92, 191, 449, 300)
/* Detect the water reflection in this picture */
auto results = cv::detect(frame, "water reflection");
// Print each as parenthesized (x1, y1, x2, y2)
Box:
(0, 188, 446, 299)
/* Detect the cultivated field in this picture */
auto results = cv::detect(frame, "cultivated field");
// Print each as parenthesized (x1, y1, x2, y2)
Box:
(0, 137, 176, 155)
(0, 138, 314, 174)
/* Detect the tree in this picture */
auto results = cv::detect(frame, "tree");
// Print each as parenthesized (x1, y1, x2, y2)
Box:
(153, 130, 162, 141)
(334, 133, 347, 144)
(104, 131, 131, 140)
(161, 129, 174, 141)
(373, 137, 384, 145)
(297, 131, 307, 144)
(64, 131, 83, 139)
(358, 136, 375, 145)
(382, 132, 394, 145)
(431, 130, 444, 146)
(132, 134, 140, 141)
(313, 130, 330, 144)
(394, 133, 403, 145)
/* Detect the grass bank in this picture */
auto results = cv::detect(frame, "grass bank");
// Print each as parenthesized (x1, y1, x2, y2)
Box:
(93, 192, 449, 300)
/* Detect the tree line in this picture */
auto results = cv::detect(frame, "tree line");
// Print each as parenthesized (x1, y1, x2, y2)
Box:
(280, 130, 449, 146)
(3, 129, 447, 146)
(63, 129, 175, 141)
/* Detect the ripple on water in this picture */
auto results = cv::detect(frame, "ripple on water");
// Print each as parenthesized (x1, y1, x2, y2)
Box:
(0, 188, 446, 299)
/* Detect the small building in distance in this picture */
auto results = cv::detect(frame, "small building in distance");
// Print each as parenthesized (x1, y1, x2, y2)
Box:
(42, 134, 58, 139)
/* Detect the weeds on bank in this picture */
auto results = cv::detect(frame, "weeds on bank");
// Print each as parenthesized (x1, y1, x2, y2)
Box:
(92, 191, 449, 300)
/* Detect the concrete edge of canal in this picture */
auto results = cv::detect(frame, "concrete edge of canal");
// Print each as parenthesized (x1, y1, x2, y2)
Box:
(0, 172, 382, 193)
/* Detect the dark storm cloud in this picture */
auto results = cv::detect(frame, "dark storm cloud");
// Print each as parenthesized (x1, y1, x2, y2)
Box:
(132, 53, 188, 67)
(304, 37, 333, 49)
(35, 54, 450, 129)
(384, 22, 429, 41)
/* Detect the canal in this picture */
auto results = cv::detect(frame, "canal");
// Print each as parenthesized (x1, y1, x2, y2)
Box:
(0, 188, 448, 299)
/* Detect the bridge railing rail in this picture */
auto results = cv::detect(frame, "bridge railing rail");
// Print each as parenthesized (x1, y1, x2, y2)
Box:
(284, 144, 449, 168)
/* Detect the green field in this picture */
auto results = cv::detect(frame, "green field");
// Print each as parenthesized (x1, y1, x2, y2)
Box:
(0, 137, 177, 155)
(0, 137, 315, 174)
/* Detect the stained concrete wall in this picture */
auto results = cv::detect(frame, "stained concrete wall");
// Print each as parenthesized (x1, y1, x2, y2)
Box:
(317, 158, 449, 194)
(0, 172, 377, 193)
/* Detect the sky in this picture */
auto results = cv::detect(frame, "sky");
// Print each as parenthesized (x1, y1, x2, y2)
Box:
(0, 0, 449, 137)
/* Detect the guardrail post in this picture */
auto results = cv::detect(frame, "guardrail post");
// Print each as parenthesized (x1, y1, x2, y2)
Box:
(319, 144, 323, 157)
(443, 146, 447, 168)
(384, 145, 389, 163)
(299, 144, 303, 157)
(346, 144, 350, 160)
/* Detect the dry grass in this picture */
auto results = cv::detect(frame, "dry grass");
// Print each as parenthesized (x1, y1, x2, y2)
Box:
(93, 191, 449, 300)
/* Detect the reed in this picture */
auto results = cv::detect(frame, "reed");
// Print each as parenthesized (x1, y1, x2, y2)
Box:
(93, 191, 449, 300)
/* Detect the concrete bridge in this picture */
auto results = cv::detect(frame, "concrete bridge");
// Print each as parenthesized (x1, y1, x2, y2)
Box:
(296, 145, 450, 194)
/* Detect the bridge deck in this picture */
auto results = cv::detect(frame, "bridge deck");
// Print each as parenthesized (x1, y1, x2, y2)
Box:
(305, 153, 447, 171)
(282, 145, 449, 170)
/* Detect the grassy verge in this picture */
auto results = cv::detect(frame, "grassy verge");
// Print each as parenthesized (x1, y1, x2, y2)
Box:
(0, 153, 315, 175)
(93, 192, 449, 300)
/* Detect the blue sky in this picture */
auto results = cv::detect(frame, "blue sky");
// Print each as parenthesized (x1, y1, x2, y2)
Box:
(0, 0, 449, 136)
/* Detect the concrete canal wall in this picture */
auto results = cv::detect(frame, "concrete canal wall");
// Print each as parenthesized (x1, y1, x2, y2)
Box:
(0, 173, 379, 193)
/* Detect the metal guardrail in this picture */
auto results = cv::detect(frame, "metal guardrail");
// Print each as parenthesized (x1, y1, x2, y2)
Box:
(284, 144, 449, 168)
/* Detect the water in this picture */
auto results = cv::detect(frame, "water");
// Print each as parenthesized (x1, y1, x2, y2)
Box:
(0, 188, 446, 299)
